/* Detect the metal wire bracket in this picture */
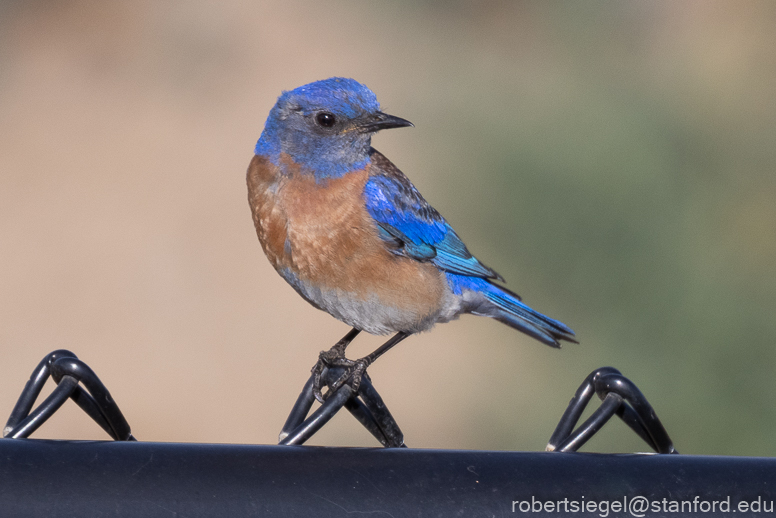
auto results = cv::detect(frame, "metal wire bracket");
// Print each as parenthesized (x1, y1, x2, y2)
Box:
(547, 366, 677, 453)
(3, 350, 135, 441)
(3, 350, 677, 456)
(278, 365, 405, 447)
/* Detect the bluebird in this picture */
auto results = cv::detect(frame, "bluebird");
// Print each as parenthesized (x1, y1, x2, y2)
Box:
(248, 78, 575, 399)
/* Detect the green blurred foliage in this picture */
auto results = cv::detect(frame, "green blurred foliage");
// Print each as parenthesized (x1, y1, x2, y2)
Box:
(394, 0, 776, 455)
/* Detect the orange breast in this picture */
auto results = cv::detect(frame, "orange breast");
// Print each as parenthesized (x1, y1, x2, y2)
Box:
(247, 154, 447, 321)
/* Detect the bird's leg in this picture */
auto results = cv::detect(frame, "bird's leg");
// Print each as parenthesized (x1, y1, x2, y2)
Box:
(325, 332, 410, 399)
(312, 328, 361, 402)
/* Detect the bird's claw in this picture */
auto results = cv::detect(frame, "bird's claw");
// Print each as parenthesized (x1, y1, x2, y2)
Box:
(311, 350, 371, 403)
(328, 358, 370, 395)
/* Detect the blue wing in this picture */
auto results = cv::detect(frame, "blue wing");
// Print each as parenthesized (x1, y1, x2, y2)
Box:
(363, 149, 576, 347)
(364, 149, 504, 282)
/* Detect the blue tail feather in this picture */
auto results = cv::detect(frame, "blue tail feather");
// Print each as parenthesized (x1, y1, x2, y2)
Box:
(446, 273, 576, 347)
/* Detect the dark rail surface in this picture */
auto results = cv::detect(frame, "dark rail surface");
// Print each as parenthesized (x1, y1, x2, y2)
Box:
(0, 439, 774, 517)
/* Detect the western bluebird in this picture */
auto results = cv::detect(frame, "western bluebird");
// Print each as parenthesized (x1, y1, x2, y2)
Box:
(248, 77, 575, 398)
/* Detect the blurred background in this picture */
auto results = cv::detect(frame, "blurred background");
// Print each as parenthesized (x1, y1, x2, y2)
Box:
(1, 0, 775, 455)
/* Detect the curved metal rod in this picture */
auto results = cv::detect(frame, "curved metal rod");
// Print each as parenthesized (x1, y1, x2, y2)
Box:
(3, 350, 77, 436)
(548, 366, 677, 454)
(50, 357, 134, 441)
(5, 376, 79, 439)
(555, 393, 621, 452)
(279, 384, 354, 445)
(595, 373, 676, 454)
(354, 374, 404, 447)
(279, 375, 317, 442)
(278, 366, 405, 447)
(344, 395, 392, 446)
(4, 351, 135, 441)
(546, 366, 621, 451)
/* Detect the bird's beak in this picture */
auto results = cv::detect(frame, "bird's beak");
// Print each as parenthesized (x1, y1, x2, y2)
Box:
(357, 111, 414, 133)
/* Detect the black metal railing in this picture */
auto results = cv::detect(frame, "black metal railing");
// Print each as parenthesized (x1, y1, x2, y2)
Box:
(4, 350, 674, 453)
(4, 350, 776, 518)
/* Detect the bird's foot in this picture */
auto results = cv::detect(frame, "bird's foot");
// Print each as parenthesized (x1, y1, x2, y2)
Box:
(311, 330, 408, 404)
(310, 329, 361, 402)
(311, 351, 371, 404)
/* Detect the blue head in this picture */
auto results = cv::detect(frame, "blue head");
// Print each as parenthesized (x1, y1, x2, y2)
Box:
(255, 78, 412, 180)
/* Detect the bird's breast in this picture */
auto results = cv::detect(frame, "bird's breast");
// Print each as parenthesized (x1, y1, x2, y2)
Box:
(247, 153, 455, 333)
(248, 153, 376, 279)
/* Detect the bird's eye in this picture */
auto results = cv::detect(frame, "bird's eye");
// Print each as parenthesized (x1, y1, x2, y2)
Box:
(315, 112, 336, 128)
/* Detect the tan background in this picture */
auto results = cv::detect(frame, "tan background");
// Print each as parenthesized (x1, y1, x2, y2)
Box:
(1, 1, 775, 455)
